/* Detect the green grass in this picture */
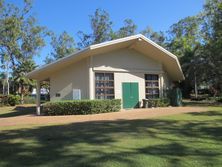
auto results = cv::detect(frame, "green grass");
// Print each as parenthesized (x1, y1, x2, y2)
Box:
(0, 107, 222, 167)
(0, 105, 35, 118)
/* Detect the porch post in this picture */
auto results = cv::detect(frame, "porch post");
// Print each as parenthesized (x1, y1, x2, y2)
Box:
(89, 55, 94, 100)
(36, 80, 41, 115)
(159, 74, 164, 98)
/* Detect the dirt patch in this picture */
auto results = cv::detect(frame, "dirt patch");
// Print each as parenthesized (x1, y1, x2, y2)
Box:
(0, 106, 208, 127)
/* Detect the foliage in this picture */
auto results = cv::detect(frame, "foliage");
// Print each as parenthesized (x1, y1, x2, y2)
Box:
(141, 26, 166, 47)
(0, 94, 20, 106)
(201, 0, 222, 92)
(45, 31, 76, 64)
(0, 72, 6, 93)
(0, 94, 7, 106)
(166, 0, 222, 95)
(43, 99, 121, 115)
(77, 9, 113, 48)
(113, 19, 137, 39)
(7, 94, 20, 106)
(0, 0, 48, 68)
(77, 9, 137, 48)
(144, 98, 169, 108)
(0, 0, 49, 96)
(12, 60, 36, 103)
(167, 16, 203, 57)
(167, 16, 204, 95)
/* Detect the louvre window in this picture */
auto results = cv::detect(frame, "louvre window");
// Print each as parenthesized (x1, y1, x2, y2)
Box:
(95, 73, 114, 99)
(145, 74, 159, 99)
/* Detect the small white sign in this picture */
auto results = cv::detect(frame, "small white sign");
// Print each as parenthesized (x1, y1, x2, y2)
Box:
(73, 89, 81, 100)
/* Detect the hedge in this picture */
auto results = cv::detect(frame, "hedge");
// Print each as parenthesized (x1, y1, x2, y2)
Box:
(43, 99, 121, 115)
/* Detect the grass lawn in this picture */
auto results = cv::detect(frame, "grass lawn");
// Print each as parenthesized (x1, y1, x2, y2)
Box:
(0, 105, 35, 118)
(0, 106, 222, 167)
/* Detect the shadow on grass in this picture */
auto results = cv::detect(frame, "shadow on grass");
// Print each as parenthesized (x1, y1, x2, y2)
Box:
(182, 100, 222, 107)
(187, 110, 222, 116)
(0, 110, 222, 167)
(0, 106, 36, 118)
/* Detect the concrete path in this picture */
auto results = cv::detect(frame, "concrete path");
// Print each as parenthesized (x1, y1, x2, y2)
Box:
(0, 106, 208, 127)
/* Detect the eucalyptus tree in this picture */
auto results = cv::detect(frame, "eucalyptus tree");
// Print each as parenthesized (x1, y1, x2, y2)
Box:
(0, 0, 49, 94)
(77, 8, 113, 48)
(113, 19, 137, 39)
(45, 31, 76, 64)
(201, 0, 222, 93)
(141, 26, 166, 47)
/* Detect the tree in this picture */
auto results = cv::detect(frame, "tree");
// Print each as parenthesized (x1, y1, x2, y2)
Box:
(0, 0, 48, 66)
(201, 0, 222, 93)
(166, 15, 205, 97)
(167, 16, 203, 58)
(0, 72, 6, 94)
(45, 31, 76, 64)
(0, 0, 48, 94)
(12, 60, 36, 103)
(113, 19, 137, 39)
(141, 26, 166, 47)
(77, 9, 113, 48)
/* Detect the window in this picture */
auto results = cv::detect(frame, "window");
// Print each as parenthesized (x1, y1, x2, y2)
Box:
(95, 73, 114, 99)
(145, 74, 159, 99)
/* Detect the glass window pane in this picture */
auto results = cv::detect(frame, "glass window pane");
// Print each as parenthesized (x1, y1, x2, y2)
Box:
(95, 73, 104, 80)
(96, 88, 104, 95)
(105, 81, 114, 87)
(153, 82, 159, 87)
(95, 81, 105, 87)
(146, 82, 152, 87)
(145, 74, 152, 80)
(106, 96, 114, 99)
(96, 95, 104, 99)
(105, 73, 114, 80)
(95, 73, 114, 99)
(105, 88, 114, 94)
(152, 75, 158, 80)
(145, 74, 159, 99)
(153, 88, 159, 94)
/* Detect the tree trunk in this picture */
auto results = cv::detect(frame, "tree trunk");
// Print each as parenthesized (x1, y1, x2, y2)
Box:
(3, 82, 5, 95)
(194, 72, 198, 98)
(6, 61, 10, 95)
(21, 84, 24, 104)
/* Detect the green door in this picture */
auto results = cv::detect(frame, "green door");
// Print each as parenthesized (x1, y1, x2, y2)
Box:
(122, 82, 139, 109)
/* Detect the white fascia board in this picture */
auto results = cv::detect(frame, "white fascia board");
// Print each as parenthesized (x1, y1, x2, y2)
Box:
(89, 34, 141, 50)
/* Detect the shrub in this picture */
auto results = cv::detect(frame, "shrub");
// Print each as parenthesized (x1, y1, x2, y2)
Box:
(7, 95, 20, 106)
(43, 99, 121, 115)
(146, 98, 169, 108)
